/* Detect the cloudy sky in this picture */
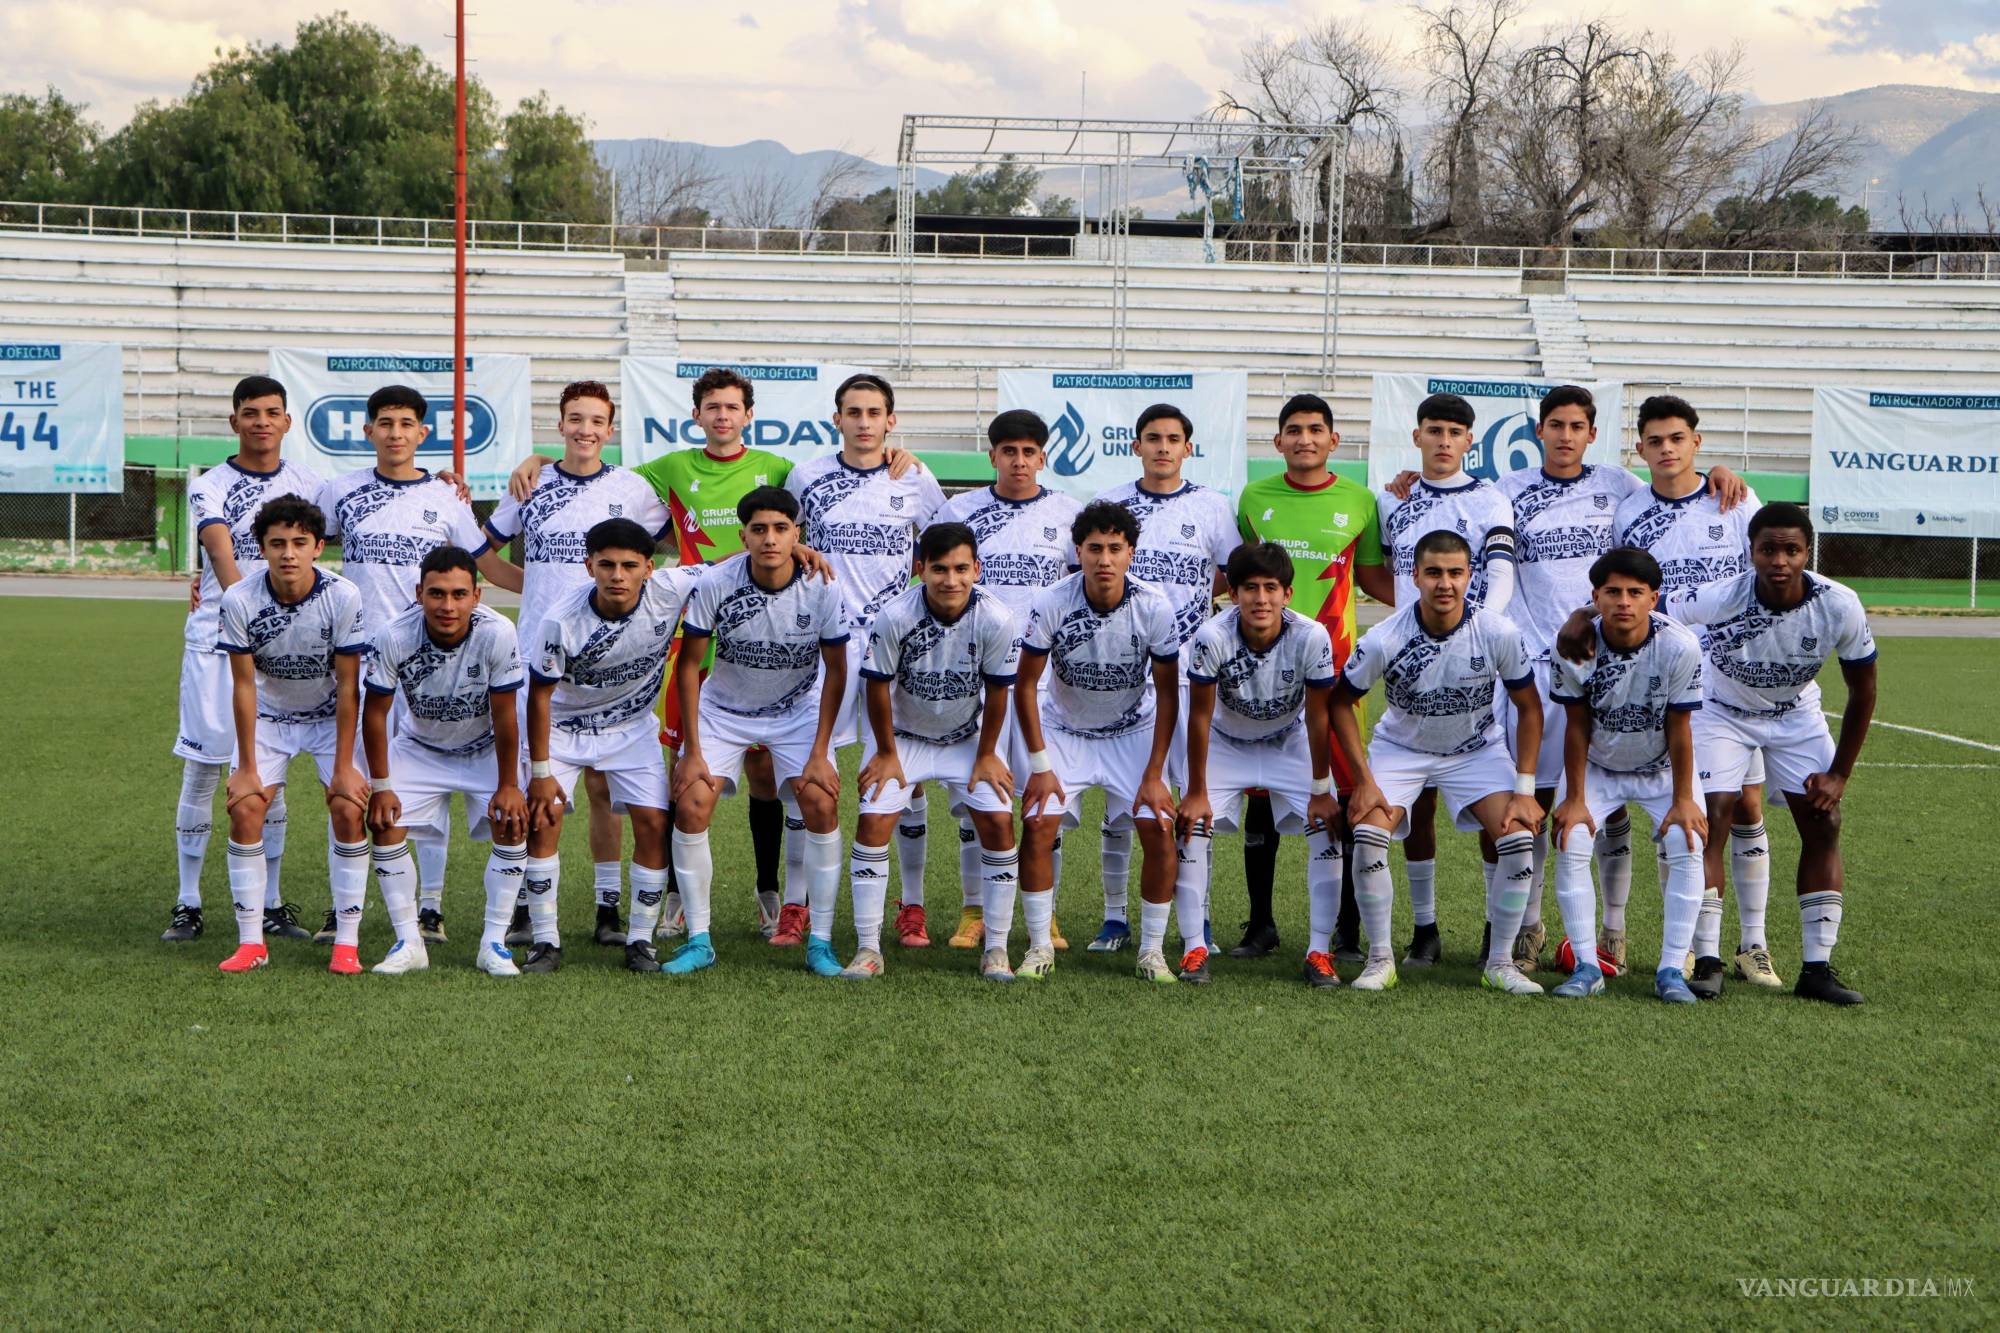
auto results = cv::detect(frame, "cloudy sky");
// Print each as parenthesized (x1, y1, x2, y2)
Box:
(11, 0, 1998, 158)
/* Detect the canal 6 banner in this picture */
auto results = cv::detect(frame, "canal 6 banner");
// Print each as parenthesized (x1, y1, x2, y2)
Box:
(994, 370, 1248, 501)
(622, 358, 869, 468)
(1367, 374, 1625, 489)
(1812, 388, 2000, 538)
(0, 342, 125, 493)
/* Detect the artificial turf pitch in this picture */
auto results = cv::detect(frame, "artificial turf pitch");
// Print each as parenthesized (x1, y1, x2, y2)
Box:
(2, 598, 1994, 1327)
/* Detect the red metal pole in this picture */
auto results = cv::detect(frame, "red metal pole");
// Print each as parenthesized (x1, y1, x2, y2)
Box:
(452, 0, 468, 477)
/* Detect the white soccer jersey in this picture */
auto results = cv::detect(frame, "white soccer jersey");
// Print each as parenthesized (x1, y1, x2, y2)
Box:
(934, 485, 1081, 619)
(216, 569, 369, 725)
(482, 461, 671, 650)
(1340, 604, 1532, 756)
(1019, 573, 1180, 739)
(1549, 613, 1705, 774)
(533, 566, 701, 737)
(365, 603, 524, 758)
(1497, 464, 1647, 658)
(323, 468, 487, 632)
(1379, 476, 1517, 610)
(1615, 477, 1759, 600)
(681, 553, 847, 719)
(860, 585, 1020, 746)
(1667, 571, 1876, 718)
(1187, 606, 1338, 744)
(787, 454, 945, 634)
(186, 458, 328, 650)
(1094, 480, 1239, 647)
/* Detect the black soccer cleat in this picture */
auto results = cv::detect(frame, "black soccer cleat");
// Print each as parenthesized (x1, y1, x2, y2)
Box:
(594, 903, 627, 947)
(1688, 955, 1726, 1000)
(1794, 962, 1864, 1006)
(625, 938, 660, 972)
(1332, 931, 1365, 965)
(262, 902, 311, 940)
(504, 903, 533, 949)
(161, 904, 203, 942)
(417, 908, 447, 944)
(1402, 921, 1442, 967)
(520, 942, 563, 974)
(1228, 921, 1280, 959)
(313, 909, 338, 944)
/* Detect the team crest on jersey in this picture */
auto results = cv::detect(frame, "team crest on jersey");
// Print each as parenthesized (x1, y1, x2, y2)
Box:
(1334, 513, 1350, 528)
(1594, 494, 1610, 510)
(1455, 518, 1468, 533)
(1469, 654, 1485, 671)
(609, 503, 623, 517)
(755, 474, 769, 485)
(1708, 524, 1724, 540)
(890, 495, 905, 511)
(1801, 635, 1818, 653)
(1043, 526, 1058, 541)
(1648, 674, 1661, 690)
(468, 661, 483, 680)
(423, 509, 438, 525)
(1180, 523, 1196, 539)
(1281, 667, 1296, 683)
(319, 622, 333, 641)
(796, 611, 812, 629)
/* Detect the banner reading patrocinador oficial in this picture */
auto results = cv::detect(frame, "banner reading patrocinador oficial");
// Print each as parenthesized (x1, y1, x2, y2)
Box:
(0, 342, 124, 494)
(622, 358, 869, 469)
(1367, 373, 1624, 489)
(995, 370, 1248, 502)
(267, 348, 534, 500)
(1811, 387, 2000, 538)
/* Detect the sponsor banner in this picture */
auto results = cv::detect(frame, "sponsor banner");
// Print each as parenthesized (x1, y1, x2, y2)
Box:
(1366, 374, 1624, 489)
(623, 358, 868, 468)
(1812, 388, 2000, 538)
(268, 349, 534, 499)
(995, 370, 1248, 502)
(0, 342, 124, 493)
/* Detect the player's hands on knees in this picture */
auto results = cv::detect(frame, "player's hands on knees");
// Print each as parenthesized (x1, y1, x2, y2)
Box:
(1555, 609, 1597, 663)
(970, 753, 1014, 802)
(488, 786, 528, 843)
(1502, 792, 1544, 835)
(1135, 774, 1176, 827)
(1662, 795, 1708, 847)
(1803, 770, 1846, 813)
(1175, 790, 1212, 841)
(224, 768, 266, 813)
(1306, 791, 1338, 832)
(1552, 796, 1596, 846)
(1023, 770, 1065, 817)
(794, 544, 836, 583)
(506, 453, 544, 501)
(527, 775, 565, 828)
(857, 751, 906, 803)
(801, 752, 840, 799)
(328, 763, 369, 814)
(367, 789, 402, 835)
(670, 753, 716, 804)
(1345, 779, 1388, 829)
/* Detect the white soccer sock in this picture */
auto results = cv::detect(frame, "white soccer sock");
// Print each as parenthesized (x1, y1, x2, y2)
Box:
(895, 801, 928, 908)
(849, 840, 890, 952)
(1138, 898, 1171, 955)
(957, 818, 983, 910)
(262, 788, 289, 909)
(1306, 824, 1344, 956)
(525, 854, 562, 945)
(1799, 890, 1842, 964)
(593, 860, 623, 908)
(371, 841, 421, 944)
(482, 843, 526, 948)
(1100, 821, 1132, 923)
(412, 831, 446, 913)
(981, 845, 1018, 950)
(1523, 826, 1550, 929)
(1657, 827, 1705, 970)
(1485, 831, 1535, 968)
(1553, 826, 1599, 971)
(1022, 887, 1053, 951)
(1173, 826, 1210, 947)
(672, 828, 714, 937)
(1732, 822, 1771, 951)
(1405, 857, 1437, 927)
(781, 800, 808, 907)
(1353, 826, 1395, 961)
(331, 839, 370, 947)
(1597, 811, 1633, 932)
(1693, 887, 1724, 959)
(805, 827, 843, 942)
(175, 760, 224, 909)
(628, 863, 669, 942)
(227, 839, 265, 945)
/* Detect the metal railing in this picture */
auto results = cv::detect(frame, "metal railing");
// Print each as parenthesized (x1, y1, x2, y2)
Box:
(3, 199, 1998, 279)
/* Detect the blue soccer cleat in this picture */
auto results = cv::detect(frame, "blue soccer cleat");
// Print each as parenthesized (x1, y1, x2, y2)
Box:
(660, 932, 717, 976)
(1085, 919, 1131, 953)
(1655, 967, 1697, 1004)
(805, 936, 843, 977)
(1551, 963, 1604, 999)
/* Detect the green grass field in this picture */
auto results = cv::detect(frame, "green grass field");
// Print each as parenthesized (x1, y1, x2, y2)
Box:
(3, 598, 1995, 1328)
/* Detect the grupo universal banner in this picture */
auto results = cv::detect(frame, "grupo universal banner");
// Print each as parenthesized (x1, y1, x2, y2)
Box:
(1366, 373, 1625, 489)
(1811, 388, 2000, 538)
(0, 342, 124, 493)
(994, 369, 1248, 502)
(622, 358, 869, 469)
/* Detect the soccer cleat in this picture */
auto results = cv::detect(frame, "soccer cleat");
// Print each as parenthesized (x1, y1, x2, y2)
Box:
(417, 908, 447, 944)
(1351, 956, 1398, 991)
(1688, 955, 1726, 1000)
(894, 902, 929, 949)
(313, 909, 337, 944)
(329, 944, 363, 976)
(1733, 946, 1784, 989)
(1794, 962, 1865, 1006)
(625, 938, 660, 973)
(979, 947, 1014, 982)
(1598, 928, 1628, 972)
(1332, 931, 1365, 966)
(217, 942, 268, 973)
(1480, 963, 1544, 996)
(595, 903, 629, 947)
(660, 932, 717, 976)
(1551, 963, 1604, 999)
(1402, 922, 1442, 968)
(756, 891, 782, 939)
(1229, 920, 1280, 959)
(1134, 949, 1177, 984)
(504, 903, 533, 948)
(162, 905, 204, 942)
(1302, 951, 1343, 988)
(1178, 946, 1212, 985)
(1049, 915, 1068, 951)
(476, 941, 521, 977)
(262, 902, 310, 940)
(805, 936, 843, 978)
(948, 907, 985, 950)
(1655, 967, 1697, 1004)
(1556, 936, 1624, 979)
(372, 939, 430, 975)
(840, 947, 885, 980)
(1513, 921, 1548, 973)
(769, 903, 809, 948)
(519, 942, 563, 974)
(1086, 919, 1132, 953)
(1016, 944, 1057, 981)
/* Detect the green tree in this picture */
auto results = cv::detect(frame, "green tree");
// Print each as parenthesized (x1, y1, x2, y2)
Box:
(91, 75, 315, 214)
(0, 88, 98, 203)
(916, 156, 1045, 215)
(500, 93, 611, 223)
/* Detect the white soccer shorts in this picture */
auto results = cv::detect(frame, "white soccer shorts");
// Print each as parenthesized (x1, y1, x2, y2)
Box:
(380, 736, 506, 841)
(1196, 726, 1320, 835)
(174, 647, 234, 764)
(1022, 723, 1170, 830)
(547, 720, 667, 814)
(1558, 763, 1705, 852)
(691, 695, 825, 799)
(857, 731, 1013, 818)
(1694, 706, 1833, 800)
(1366, 736, 1518, 840)
(235, 718, 369, 788)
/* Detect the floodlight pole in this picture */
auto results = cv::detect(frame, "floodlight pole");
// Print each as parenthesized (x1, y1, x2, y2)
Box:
(451, 0, 468, 477)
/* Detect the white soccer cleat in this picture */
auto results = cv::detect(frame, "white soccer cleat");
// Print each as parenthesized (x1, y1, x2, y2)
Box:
(476, 940, 522, 977)
(1733, 946, 1785, 989)
(1481, 963, 1546, 996)
(1015, 944, 1057, 981)
(979, 947, 1014, 982)
(371, 939, 430, 975)
(1351, 956, 1399, 991)
(1133, 949, 1177, 984)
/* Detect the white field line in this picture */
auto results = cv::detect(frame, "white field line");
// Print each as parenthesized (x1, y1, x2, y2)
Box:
(1825, 710, 2000, 755)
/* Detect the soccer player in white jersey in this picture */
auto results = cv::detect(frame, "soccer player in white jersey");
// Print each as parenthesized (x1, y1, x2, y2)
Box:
(1331, 528, 1546, 995)
(481, 380, 670, 950)
(933, 410, 1080, 949)
(1666, 504, 1877, 1005)
(669, 487, 850, 978)
(525, 519, 701, 973)
(165, 375, 326, 946)
(849, 522, 1021, 980)
(1014, 502, 1182, 983)
(1089, 402, 1237, 954)
(361, 547, 528, 976)
(322, 384, 521, 945)
(1178, 542, 1341, 988)
(213, 496, 371, 975)
(785, 373, 944, 945)
(1547, 547, 1710, 1004)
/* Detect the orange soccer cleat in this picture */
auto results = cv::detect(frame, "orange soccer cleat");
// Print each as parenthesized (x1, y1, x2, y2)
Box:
(217, 942, 269, 973)
(328, 944, 363, 976)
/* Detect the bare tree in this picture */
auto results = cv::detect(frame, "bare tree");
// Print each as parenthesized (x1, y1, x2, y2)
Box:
(1597, 45, 1758, 246)
(1713, 102, 1869, 246)
(799, 145, 879, 241)
(614, 141, 718, 227)
(723, 169, 802, 230)
(1413, 0, 1522, 236)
